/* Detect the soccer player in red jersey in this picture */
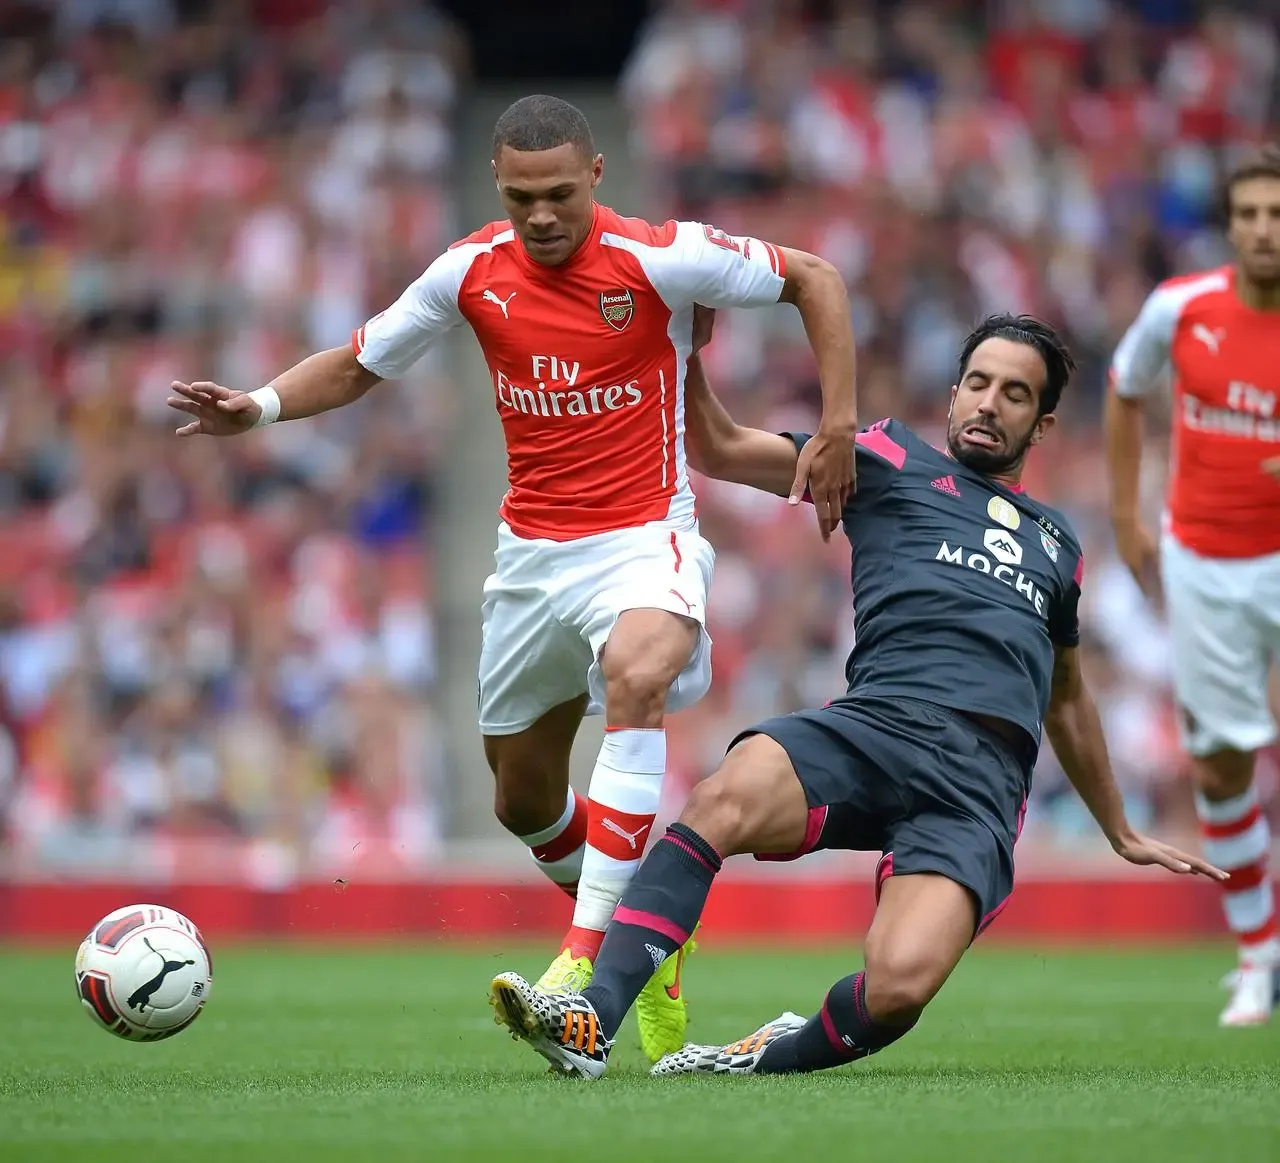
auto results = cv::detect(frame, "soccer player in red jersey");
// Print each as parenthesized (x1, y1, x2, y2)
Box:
(1106, 145, 1280, 1026)
(167, 95, 857, 1059)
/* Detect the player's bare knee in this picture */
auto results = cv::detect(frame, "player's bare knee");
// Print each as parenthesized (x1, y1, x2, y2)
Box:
(861, 950, 945, 1023)
(602, 657, 681, 727)
(1191, 748, 1255, 799)
(678, 774, 750, 856)
(601, 611, 698, 727)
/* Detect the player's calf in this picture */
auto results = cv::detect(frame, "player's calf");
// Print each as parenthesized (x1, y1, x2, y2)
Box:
(862, 873, 976, 1022)
(484, 697, 587, 898)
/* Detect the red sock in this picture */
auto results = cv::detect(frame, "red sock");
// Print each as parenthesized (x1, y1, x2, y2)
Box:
(560, 924, 606, 962)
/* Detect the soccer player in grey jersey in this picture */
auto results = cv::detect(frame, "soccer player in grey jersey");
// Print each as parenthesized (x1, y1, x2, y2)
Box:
(489, 314, 1225, 1079)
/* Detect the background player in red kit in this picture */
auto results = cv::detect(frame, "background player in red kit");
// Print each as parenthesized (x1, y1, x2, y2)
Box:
(166, 95, 857, 1060)
(1105, 146, 1280, 1026)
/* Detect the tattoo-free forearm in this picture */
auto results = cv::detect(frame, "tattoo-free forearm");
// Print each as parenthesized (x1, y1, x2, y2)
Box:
(1103, 390, 1144, 524)
(270, 346, 381, 422)
(783, 252, 857, 434)
(684, 356, 800, 496)
(1045, 690, 1129, 845)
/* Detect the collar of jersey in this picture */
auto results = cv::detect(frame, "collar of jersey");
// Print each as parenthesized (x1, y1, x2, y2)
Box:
(513, 202, 604, 279)
(941, 447, 1027, 495)
(1227, 264, 1280, 317)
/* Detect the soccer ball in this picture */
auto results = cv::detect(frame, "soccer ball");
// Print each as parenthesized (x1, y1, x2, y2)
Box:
(75, 904, 213, 1040)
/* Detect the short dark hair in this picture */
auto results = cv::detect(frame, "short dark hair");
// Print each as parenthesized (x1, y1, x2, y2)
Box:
(1222, 143, 1280, 218)
(957, 314, 1075, 417)
(492, 95, 595, 160)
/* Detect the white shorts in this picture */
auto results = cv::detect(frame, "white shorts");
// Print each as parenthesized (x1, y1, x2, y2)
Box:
(1160, 533, 1280, 757)
(477, 520, 716, 736)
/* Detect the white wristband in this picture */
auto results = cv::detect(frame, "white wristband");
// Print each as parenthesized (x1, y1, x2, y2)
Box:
(248, 385, 282, 427)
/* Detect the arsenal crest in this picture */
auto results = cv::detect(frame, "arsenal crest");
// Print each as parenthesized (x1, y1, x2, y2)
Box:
(600, 287, 635, 332)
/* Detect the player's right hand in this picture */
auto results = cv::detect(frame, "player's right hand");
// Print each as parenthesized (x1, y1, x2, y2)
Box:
(167, 381, 260, 437)
(1112, 517, 1160, 602)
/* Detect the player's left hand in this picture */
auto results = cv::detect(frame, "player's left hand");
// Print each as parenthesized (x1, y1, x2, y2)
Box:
(792, 427, 855, 541)
(1112, 830, 1228, 879)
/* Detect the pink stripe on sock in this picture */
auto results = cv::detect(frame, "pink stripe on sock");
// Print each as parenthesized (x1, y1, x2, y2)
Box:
(820, 999, 849, 1055)
(613, 906, 691, 947)
(665, 833, 720, 873)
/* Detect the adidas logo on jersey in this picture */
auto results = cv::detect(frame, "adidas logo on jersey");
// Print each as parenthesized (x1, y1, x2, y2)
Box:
(930, 475, 961, 497)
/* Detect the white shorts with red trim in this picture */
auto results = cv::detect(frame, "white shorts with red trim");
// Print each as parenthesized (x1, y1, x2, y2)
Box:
(477, 519, 715, 735)
(1160, 533, 1280, 757)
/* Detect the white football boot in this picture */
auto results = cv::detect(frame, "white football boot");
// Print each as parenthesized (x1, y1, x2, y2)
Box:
(1218, 958, 1280, 1027)
(489, 971, 612, 1078)
(650, 1012, 807, 1076)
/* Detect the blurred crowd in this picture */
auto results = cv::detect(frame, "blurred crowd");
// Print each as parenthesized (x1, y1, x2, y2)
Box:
(635, 0, 1280, 840)
(0, 0, 466, 881)
(3, 0, 1278, 884)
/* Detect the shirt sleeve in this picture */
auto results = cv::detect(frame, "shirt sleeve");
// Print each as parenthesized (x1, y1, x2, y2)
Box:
(653, 221, 788, 310)
(1109, 284, 1181, 399)
(1047, 554, 1083, 648)
(351, 245, 476, 379)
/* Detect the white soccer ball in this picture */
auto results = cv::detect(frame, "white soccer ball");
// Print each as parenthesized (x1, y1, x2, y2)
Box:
(75, 904, 213, 1041)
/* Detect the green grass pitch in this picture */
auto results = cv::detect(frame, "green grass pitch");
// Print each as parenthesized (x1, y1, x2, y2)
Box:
(1, 944, 1276, 1163)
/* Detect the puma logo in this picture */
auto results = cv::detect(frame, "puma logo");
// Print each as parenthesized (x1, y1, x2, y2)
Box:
(1191, 323, 1225, 354)
(482, 289, 517, 319)
(600, 817, 651, 850)
(668, 589, 693, 616)
(126, 938, 195, 1012)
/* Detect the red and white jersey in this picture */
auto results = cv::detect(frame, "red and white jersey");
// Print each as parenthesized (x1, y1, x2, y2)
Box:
(352, 204, 788, 540)
(1110, 265, 1280, 559)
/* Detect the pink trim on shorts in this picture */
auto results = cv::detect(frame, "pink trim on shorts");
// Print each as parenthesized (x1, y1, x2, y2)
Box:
(754, 805, 829, 863)
(874, 851, 894, 903)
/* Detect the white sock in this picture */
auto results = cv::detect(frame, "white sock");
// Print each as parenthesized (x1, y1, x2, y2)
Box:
(571, 728, 666, 934)
(1195, 786, 1278, 964)
(518, 788, 587, 897)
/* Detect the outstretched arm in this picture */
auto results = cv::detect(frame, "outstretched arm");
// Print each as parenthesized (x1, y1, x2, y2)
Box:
(684, 354, 803, 502)
(169, 245, 467, 436)
(168, 347, 379, 435)
(1044, 645, 1226, 879)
